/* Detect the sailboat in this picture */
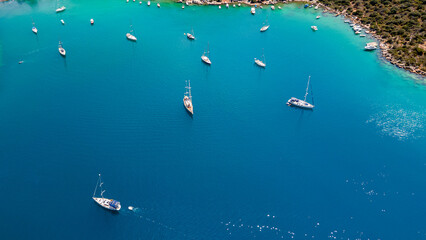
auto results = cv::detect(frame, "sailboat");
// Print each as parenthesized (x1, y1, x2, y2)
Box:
(92, 174, 121, 211)
(56, 6, 66, 13)
(201, 43, 211, 65)
(58, 41, 66, 57)
(260, 18, 270, 32)
(287, 76, 314, 109)
(126, 25, 137, 41)
(32, 21, 38, 34)
(183, 80, 193, 115)
(187, 28, 195, 40)
(254, 49, 266, 68)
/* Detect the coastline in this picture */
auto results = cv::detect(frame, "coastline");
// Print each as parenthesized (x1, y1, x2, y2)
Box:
(174, 0, 425, 77)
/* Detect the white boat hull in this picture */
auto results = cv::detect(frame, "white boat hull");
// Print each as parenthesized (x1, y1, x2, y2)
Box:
(56, 6, 66, 13)
(287, 97, 314, 109)
(93, 197, 121, 211)
(254, 59, 266, 68)
(201, 55, 211, 65)
(126, 33, 137, 41)
(260, 25, 269, 32)
(183, 96, 193, 115)
(187, 33, 195, 40)
(59, 47, 66, 56)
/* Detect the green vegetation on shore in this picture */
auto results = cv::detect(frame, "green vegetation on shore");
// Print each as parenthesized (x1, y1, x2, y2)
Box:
(319, 0, 425, 73)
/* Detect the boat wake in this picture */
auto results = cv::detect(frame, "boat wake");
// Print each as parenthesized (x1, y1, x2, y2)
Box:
(125, 205, 193, 239)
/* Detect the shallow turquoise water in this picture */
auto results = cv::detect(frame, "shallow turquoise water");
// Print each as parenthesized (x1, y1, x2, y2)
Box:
(0, 1, 425, 239)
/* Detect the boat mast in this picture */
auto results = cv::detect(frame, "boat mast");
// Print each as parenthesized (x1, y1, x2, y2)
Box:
(188, 80, 192, 100)
(304, 76, 311, 102)
(93, 174, 101, 197)
(207, 42, 209, 57)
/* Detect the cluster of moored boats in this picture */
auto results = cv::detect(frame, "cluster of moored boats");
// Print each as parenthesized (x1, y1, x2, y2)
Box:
(29, 2, 338, 118)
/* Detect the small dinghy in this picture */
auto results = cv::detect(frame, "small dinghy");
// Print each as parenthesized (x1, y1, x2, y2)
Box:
(90, 19, 94, 25)
(157, 3, 160, 7)
(32, 26, 38, 34)
(311, 25, 318, 31)
(147, 1, 151, 6)
(287, 76, 314, 109)
(316, 15, 320, 19)
(61, 19, 65, 25)
(251, 7, 255, 15)
(92, 174, 121, 211)
(271, 5, 275, 10)
(58, 41, 66, 57)
(56, 6, 66, 13)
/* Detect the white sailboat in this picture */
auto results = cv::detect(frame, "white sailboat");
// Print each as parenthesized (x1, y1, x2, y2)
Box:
(32, 21, 38, 34)
(201, 43, 211, 65)
(287, 76, 314, 109)
(58, 41, 66, 57)
(254, 50, 266, 68)
(56, 6, 66, 13)
(260, 18, 269, 32)
(92, 174, 121, 211)
(187, 28, 195, 40)
(126, 25, 137, 41)
(183, 80, 193, 115)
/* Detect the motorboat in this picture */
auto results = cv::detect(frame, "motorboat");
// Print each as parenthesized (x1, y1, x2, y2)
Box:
(90, 19, 94, 25)
(251, 7, 255, 14)
(311, 26, 318, 31)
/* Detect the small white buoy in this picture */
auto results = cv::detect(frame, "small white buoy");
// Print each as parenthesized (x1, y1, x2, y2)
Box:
(128, 206, 134, 211)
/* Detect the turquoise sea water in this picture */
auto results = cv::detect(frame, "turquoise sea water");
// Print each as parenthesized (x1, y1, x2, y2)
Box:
(0, 1, 425, 239)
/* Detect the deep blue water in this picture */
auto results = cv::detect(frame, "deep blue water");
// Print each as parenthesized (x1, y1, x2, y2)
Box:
(0, 1, 425, 239)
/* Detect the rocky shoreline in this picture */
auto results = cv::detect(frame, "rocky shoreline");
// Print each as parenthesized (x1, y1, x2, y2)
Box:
(175, 0, 425, 77)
